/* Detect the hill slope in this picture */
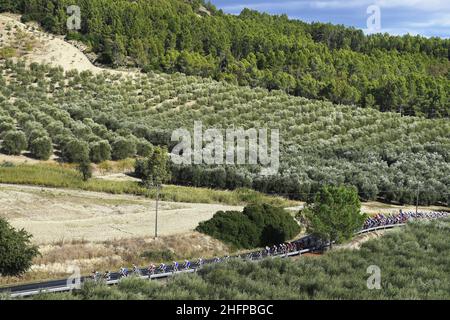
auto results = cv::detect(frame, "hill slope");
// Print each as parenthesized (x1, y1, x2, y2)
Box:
(1, 0, 449, 117)
(0, 59, 448, 205)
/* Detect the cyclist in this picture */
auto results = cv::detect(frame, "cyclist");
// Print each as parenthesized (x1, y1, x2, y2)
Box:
(183, 260, 191, 270)
(132, 264, 141, 276)
(197, 257, 204, 267)
(119, 267, 128, 278)
(92, 270, 100, 281)
(173, 261, 179, 272)
(159, 263, 167, 273)
(147, 264, 156, 275)
(272, 245, 278, 255)
(104, 271, 111, 281)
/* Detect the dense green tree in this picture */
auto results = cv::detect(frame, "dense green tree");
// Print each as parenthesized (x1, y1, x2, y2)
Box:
(29, 136, 53, 160)
(89, 140, 111, 163)
(304, 185, 365, 246)
(1, 130, 27, 155)
(136, 139, 154, 157)
(111, 137, 136, 160)
(62, 139, 89, 163)
(0, 217, 39, 276)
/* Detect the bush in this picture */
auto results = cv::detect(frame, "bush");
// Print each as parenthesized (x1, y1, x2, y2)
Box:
(0, 217, 39, 276)
(243, 204, 301, 245)
(89, 140, 112, 163)
(29, 136, 53, 160)
(1, 130, 27, 155)
(197, 211, 260, 249)
(196, 203, 300, 249)
(140, 249, 176, 262)
(111, 137, 136, 160)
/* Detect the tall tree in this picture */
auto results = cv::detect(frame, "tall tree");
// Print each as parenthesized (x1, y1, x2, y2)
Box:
(304, 185, 365, 247)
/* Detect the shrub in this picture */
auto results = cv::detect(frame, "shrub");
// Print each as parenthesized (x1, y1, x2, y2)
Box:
(111, 137, 136, 160)
(1, 130, 27, 155)
(196, 203, 300, 249)
(197, 211, 260, 249)
(0, 161, 15, 168)
(29, 136, 53, 160)
(243, 203, 301, 245)
(89, 140, 112, 163)
(0, 217, 39, 276)
(140, 249, 176, 262)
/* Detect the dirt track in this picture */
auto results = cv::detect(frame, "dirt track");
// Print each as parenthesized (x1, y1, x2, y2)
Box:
(0, 13, 137, 76)
(0, 184, 242, 244)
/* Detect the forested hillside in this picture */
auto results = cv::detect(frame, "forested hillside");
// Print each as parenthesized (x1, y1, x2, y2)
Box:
(1, 0, 449, 118)
(0, 61, 448, 205)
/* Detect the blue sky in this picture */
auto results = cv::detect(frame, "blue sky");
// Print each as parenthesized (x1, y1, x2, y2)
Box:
(209, 0, 450, 38)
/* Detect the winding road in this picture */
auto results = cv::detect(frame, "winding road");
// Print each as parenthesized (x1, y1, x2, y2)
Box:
(0, 223, 407, 298)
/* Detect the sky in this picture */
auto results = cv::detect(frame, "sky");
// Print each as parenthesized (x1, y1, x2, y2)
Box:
(209, 0, 450, 38)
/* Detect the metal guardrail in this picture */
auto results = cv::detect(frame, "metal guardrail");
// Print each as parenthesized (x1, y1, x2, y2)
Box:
(2, 223, 408, 298)
(355, 223, 405, 235)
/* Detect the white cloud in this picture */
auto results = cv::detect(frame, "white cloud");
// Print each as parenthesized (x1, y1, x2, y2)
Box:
(212, 0, 450, 37)
(375, 0, 450, 11)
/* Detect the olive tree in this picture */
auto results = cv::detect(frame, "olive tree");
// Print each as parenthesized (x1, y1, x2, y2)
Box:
(89, 140, 112, 163)
(29, 136, 53, 160)
(1, 130, 27, 155)
(112, 137, 136, 160)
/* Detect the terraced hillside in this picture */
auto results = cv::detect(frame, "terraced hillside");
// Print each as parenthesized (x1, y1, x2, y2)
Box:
(0, 60, 448, 205)
(1, 0, 449, 117)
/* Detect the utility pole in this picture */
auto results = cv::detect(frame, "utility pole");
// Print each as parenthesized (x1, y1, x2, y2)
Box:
(415, 184, 420, 215)
(155, 184, 160, 239)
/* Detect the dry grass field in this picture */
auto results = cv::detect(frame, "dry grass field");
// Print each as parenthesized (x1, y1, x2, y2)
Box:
(0, 184, 243, 243)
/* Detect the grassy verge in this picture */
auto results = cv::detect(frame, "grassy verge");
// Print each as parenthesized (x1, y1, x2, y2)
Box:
(0, 163, 297, 206)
